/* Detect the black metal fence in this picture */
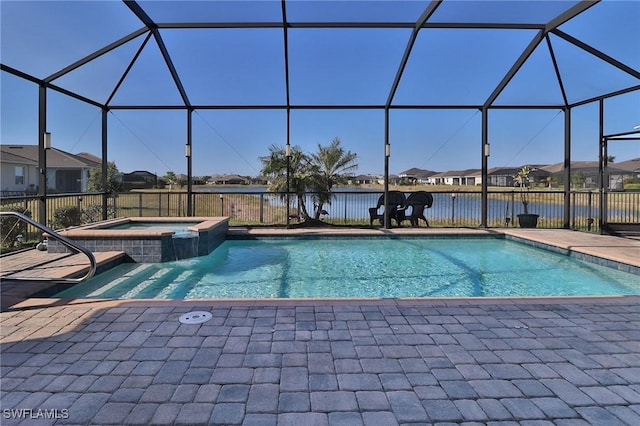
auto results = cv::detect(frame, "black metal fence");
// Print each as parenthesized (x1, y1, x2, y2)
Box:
(2, 189, 638, 246)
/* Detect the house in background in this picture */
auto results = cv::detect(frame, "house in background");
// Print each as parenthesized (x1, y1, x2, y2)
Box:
(122, 170, 157, 190)
(354, 174, 375, 185)
(615, 158, 640, 186)
(251, 176, 270, 185)
(208, 174, 250, 185)
(541, 161, 627, 189)
(1, 145, 99, 194)
(398, 168, 438, 185)
(0, 147, 38, 195)
(427, 169, 480, 186)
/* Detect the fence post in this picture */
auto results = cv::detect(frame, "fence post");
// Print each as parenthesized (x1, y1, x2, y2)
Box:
(344, 194, 348, 224)
(451, 193, 456, 225)
(139, 193, 142, 216)
(571, 192, 576, 230)
(220, 195, 224, 216)
(259, 194, 264, 223)
(158, 193, 162, 216)
(587, 191, 593, 231)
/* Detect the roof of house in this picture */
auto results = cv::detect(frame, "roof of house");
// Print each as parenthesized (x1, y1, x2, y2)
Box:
(614, 158, 640, 172)
(355, 174, 375, 181)
(124, 170, 157, 176)
(398, 168, 438, 178)
(0, 147, 38, 166)
(0, 145, 98, 169)
(75, 152, 102, 166)
(431, 169, 480, 178)
(541, 161, 627, 174)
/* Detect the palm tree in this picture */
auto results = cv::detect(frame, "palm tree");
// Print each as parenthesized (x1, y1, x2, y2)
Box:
(308, 137, 358, 220)
(260, 144, 314, 220)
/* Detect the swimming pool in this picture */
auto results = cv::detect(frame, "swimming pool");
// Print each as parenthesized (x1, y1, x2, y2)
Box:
(53, 237, 639, 299)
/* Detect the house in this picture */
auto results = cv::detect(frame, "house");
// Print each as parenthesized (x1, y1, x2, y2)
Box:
(483, 166, 551, 187)
(398, 168, 438, 185)
(427, 169, 480, 186)
(208, 174, 250, 185)
(122, 170, 158, 190)
(251, 176, 270, 185)
(615, 158, 640, 186)
(1, 145, 99, 194)
(541, 161, 627, 189)
(377, 174, 400, 185)
(354, 174, 376, 185)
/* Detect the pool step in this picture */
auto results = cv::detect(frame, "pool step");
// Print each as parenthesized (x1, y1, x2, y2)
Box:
(121, 267, 173, 298)
(86, 264, 155, 297)
(155, 270, 197, 299)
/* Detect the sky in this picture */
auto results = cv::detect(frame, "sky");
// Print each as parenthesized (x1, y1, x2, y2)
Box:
(1, 0, 639, 178)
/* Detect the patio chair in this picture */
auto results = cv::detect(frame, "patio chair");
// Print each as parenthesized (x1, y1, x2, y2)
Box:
(368, 191, 406, 226)
(397, 191, 434, 227)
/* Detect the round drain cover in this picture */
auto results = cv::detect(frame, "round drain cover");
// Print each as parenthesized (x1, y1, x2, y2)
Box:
(179, 311, 212, 324)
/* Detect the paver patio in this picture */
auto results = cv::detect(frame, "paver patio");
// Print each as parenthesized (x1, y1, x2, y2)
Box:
(2, 296, 640, 425)
(1, 229, 639, 425)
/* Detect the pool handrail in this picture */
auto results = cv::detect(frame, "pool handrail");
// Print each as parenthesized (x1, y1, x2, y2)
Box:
(0, 211, 97, 284)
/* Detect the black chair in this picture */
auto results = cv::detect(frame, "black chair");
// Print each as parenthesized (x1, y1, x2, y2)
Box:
(368, 191, 406, 226)
(397, 191, 434, 227)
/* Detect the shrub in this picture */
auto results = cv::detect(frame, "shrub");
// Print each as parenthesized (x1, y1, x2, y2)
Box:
(0, 207, 32, 248)
(82, 203, 116, 223)
(51, 206, 82, 230)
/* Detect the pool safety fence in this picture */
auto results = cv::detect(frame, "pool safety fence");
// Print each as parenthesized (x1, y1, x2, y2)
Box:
(1, 190, 638, 237)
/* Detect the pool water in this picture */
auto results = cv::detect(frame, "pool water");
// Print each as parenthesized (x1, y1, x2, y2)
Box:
(54, 238, 639, 299)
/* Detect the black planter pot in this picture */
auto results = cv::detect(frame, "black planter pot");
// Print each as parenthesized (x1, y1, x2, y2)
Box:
(517, 213, 539, 228)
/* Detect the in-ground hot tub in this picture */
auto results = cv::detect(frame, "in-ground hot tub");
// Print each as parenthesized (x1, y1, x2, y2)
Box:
(48, 217, 229, 262)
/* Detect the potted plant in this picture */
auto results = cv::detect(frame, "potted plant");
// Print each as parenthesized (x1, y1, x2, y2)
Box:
(514, 166, 539, 228)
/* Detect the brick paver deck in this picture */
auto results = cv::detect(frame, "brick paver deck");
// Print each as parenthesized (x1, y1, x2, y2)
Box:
(1, 229, 639, 425)
(2, 297, 640, 425)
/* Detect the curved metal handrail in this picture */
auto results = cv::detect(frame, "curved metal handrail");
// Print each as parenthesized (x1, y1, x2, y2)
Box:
(0, 211, 96, 283)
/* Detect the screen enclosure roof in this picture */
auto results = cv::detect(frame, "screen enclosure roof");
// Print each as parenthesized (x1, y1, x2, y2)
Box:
(1, 0, 639, 111)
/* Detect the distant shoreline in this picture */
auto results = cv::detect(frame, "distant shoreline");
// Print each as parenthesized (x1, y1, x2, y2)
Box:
(139, 183, 571, 193)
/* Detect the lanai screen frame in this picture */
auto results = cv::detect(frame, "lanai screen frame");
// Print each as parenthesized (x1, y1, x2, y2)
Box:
(1, 0, 639, 229)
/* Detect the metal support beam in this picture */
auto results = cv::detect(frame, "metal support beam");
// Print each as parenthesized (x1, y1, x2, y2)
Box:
(124, 0, 190, 107)
(552, 29, 640, 80)
(598, 99, 606, 232)
(546, 35, 569, 108)
(481, 107, 489, 227)
(101, 108, 109, 220)
(38, 85, 47, 226)
(45, 28, 148, 83)
(484, 30, 545, 108)
(384, 108, 391, 229)
(107, 32, 153, 106)
(187, 109, 193, 216)
(386, 0, 442, 107)
(282, 0, 292, 228)
(563, 107, 571, 229)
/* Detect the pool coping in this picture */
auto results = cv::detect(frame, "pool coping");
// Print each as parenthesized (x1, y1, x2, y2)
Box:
(54, 216, 229, 238)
